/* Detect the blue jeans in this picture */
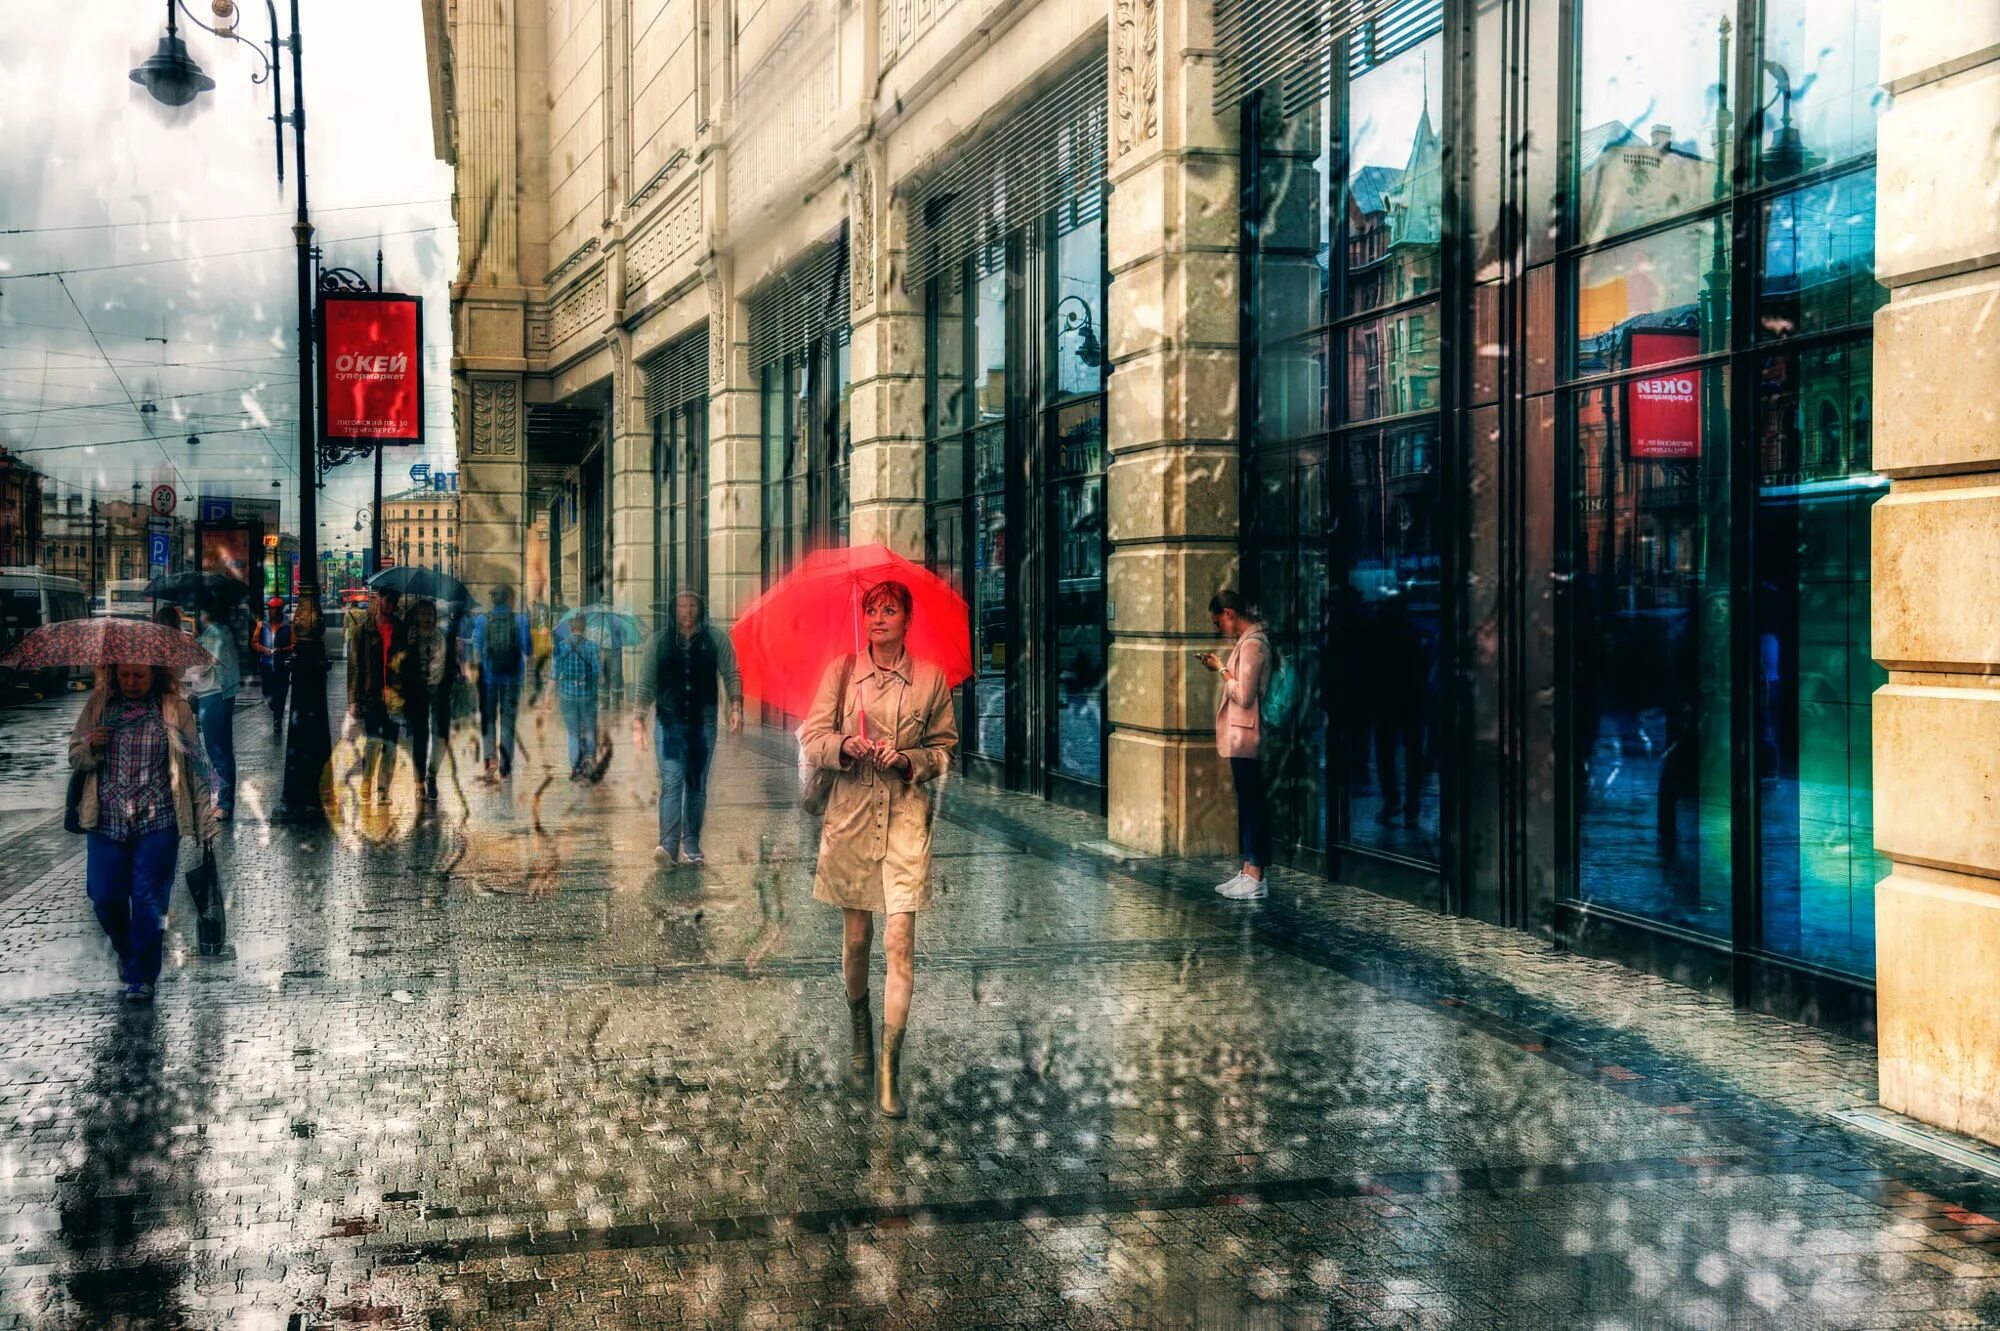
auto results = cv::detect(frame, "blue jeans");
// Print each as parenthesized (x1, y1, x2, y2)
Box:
(654, 714, 716, 855)
(197, 693, 236, 812)
(560, 693, 598, 771)
(482, 676, 522, 771)
(86, 828, 181, 986)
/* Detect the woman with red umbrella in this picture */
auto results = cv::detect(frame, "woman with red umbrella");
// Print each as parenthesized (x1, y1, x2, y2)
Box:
(796, 580, 959, 1118)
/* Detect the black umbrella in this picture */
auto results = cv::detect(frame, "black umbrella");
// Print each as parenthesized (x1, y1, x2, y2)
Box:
(364, 565, 472, 606)
(141, 571, 253, 607)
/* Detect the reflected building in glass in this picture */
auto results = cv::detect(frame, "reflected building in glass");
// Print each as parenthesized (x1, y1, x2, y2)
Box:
(1227, 0, 1887, 1027)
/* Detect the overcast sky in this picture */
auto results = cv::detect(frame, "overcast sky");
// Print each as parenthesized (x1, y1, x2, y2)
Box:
(0, 0, 456, 557)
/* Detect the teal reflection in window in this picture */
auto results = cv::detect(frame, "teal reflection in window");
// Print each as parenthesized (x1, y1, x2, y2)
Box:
(1758, 171, 1884, 341)
(1754, 344, 1884, 977)
(1344, 35, 1443, 313)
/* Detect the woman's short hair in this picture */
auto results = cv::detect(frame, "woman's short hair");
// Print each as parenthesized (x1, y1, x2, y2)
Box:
(862, 580, 914, 618)
(97, 664, 176, 700)
(1209, 588, 1260, 620)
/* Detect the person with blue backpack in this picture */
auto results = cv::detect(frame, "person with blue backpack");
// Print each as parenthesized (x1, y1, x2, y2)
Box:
(1197, 589, 1299, 900)
(472, 583, 532, 782)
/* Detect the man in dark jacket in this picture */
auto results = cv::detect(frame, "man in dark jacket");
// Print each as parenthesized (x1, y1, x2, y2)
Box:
(634, 591, 743, 866)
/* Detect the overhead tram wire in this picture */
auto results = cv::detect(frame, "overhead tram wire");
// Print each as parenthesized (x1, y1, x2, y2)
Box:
(0, 197, 452, 236)
(0, 222, 455, 282)
(52, 274, 193, 497)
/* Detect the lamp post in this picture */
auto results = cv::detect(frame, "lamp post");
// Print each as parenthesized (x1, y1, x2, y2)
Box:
(134, 0, 328, 820)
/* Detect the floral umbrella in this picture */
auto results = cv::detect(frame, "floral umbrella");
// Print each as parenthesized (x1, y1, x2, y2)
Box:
(0, 618, 213, 673)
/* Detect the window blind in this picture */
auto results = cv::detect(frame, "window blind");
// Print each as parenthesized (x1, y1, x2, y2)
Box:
(644, 327, 708, 420)
(745, 234, 850, 369)
(1214, 0, 1443, 116)
(904, 57, 1108, 292)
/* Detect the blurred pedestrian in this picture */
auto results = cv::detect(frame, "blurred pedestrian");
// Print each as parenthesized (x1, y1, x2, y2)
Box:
(152, 604, 183, 634)
(553, 612, 601, 781)
(798, 581, 958, 1118)
(347, 589, 407, 805)
(188, 601, 240, 821)
(600, 611, 628, 709)
(472, 583, 530, 782)
(402, 599, 451, 804)
(635, 591, 742, 866)
(68, 662, 217, 1003)
(252, 597, 294, 739)
(1196, 589, 1271, 900)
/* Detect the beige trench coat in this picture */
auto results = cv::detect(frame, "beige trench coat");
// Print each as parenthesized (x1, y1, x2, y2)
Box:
(800, 651, 958, 914)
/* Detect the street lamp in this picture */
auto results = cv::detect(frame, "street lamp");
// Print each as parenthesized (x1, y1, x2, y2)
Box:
(135, 0, 328, 820)
(128, 0, 216, 106)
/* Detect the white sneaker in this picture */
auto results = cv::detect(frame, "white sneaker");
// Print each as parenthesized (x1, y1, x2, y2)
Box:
(1214, 872, 1247, 895)
(1217, 874, 1269, 900)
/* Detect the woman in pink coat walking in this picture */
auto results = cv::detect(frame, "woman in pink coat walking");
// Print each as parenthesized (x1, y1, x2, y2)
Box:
(1196, 589, 1272, 899)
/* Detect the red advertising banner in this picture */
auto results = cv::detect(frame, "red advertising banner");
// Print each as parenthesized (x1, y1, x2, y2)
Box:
(320, 293, 423, 444)
(1626, 330, 1702, 461)
(200, 529, 251, 585)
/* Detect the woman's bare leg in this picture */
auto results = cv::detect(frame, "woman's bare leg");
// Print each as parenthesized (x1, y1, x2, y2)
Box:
(841, 908, 873, 1001)
(883, 912, 915, 1029)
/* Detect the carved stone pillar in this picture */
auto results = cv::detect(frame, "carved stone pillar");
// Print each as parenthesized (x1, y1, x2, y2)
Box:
(460, 376, 528, 592)
(1102, 0, 1241, 857)
(845, 146, 925, 556)
(704, 262, 760, 624)
(1871, 9, 2000, 1145)
(608, 329, 656, 625)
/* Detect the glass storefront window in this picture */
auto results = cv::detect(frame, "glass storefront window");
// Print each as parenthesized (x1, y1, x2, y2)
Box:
(1574, 217, 1731, 377)
(1757, 0, 1885, 183)
(1050, 215, 1104, 401)
(1340, 419, 1442, 862)
(1755, 343, 1884, 976)
(1343, 307, 1439, 420)
(1344, 39, 1443, 313)
(1571, 368, 1734, 937)
(1048, 400, 1105, 782)
(1757, 171, 1884, 342)
(1574, 0, 1734, 244)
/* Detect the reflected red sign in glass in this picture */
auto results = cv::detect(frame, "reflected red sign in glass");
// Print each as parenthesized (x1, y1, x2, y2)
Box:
(319, 293, 423, 444)
(1626, 330, 1702, 461)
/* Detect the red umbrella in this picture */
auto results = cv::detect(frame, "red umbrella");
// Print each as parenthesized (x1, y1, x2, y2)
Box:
(0, 618, 212, 673)
(730, 544, 972, 718)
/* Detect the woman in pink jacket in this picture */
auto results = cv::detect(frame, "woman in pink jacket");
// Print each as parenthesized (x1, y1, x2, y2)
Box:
(1196, 589, 1272, 899)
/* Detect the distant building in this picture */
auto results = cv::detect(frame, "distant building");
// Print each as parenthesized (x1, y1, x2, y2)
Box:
(0, 446, 44, 569)
(381, 485, 459, 578)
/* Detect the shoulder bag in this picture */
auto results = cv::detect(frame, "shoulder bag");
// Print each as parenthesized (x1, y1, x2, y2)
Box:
(798, 654, 856, 816)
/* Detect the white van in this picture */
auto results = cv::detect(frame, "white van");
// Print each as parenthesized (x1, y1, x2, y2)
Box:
(104, 579, 153, 621)
(0, 567, 90, 693)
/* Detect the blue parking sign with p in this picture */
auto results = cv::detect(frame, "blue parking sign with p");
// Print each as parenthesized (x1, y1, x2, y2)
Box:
(148, 532, 170, 567)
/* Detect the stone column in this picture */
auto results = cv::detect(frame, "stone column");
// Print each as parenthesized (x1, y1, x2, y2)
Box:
(845, 146, 926, 556)
(607, 328, 656, 619)
(459, 376, 528, 591)
(1871, 7, 2000, 1145)
(705, 260, 762, 625)
(448, 0, 528, 595)
(1102, 0, 1241, 856)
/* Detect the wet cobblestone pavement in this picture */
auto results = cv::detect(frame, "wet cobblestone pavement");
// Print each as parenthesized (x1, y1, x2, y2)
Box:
(7, 690, 2000, 1327)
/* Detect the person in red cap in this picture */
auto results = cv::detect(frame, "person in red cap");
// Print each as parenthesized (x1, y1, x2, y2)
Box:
(252, 596, 295, 739)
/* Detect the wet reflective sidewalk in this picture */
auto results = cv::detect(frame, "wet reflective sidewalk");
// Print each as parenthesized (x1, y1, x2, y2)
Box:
(4, 688, 2000, 1328)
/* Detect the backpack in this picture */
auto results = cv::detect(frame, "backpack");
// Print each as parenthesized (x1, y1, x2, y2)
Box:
(485, 609, 519, 669)
(1256, 632, 1303, 732)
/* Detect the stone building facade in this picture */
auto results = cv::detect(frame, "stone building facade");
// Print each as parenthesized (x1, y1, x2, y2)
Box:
(421, 0, 2000, 1144)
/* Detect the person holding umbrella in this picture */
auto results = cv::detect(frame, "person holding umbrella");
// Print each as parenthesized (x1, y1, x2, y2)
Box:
(65, 648, 218, 1002)
(252, 597, 294, 739)
(797, 580, 959, 1118)
(188, 601, 241, 821)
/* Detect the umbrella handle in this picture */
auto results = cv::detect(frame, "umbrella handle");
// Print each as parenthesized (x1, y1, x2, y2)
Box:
(851, 578, 868, 741)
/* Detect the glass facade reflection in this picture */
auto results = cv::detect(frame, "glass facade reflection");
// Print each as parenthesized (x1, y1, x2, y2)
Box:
(1244, 4, 1445, 871)
(1562, 0, 1884, 977)
(653, 399, 707, 615)
(925, 202, 1108, 801)
(1234, 0, 1886, 1005)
